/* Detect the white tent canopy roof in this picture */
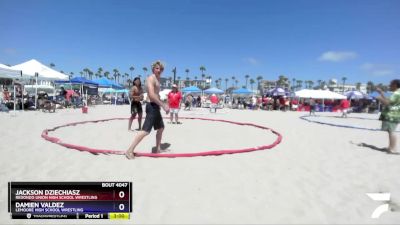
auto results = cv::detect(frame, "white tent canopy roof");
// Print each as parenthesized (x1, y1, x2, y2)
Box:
(0, 67, 22, 79)
(0, 63, 12, 69)
(11, 59, 68, 80)
(295, 89, 346, 99)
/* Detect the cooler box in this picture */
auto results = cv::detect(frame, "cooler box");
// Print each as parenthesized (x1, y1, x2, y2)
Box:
(82, 106, 88, 113)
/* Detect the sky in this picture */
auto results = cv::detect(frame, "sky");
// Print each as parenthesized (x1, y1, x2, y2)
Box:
(0, 0, 399, 87)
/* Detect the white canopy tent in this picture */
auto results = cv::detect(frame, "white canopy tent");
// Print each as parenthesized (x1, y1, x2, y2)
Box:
(295, 89, 346, 112)
(10, 59, 68, 109)
(0, 63, 11, 69)
(0, 67, 22, 79)
(24, 84, 55, 95)
(295, 89, 346, 99)
(11, 59, 68, 80)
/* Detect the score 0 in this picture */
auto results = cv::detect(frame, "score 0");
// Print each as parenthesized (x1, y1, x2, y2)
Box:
(116, 190, 129, 212)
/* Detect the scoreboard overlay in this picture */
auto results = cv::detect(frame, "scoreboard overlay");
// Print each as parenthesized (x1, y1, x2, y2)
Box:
(8, 182, 132, 220)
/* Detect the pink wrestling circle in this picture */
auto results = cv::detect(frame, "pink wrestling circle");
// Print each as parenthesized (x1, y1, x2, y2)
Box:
(41, 117, 282, 158)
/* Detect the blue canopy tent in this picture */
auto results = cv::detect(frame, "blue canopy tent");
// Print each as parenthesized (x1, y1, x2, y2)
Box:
(103, 88, 129, 93)
(55, 77, 99, 86)
(55, 77, 99, 105)
(204, 87, 224, 94)
(182, 86, 202, 93)
(93, 78, 123, 89)
(232, 88, 253, 95)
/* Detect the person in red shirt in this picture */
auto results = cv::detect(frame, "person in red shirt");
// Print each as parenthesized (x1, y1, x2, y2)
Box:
(167, 84, 182, 124)
(209, 94, 219, 113)
(340, 99, 351, 118)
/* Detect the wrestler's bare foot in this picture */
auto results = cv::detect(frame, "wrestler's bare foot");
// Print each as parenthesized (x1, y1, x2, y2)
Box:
(125, 151, 135, 159)
(387, 148, 400, 155)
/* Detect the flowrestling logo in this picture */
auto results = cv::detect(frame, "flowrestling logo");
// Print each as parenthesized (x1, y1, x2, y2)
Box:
(366, 193, 390, 219)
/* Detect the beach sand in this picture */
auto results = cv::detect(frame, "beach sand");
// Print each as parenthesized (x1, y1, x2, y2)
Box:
(1, 105, 400, 224)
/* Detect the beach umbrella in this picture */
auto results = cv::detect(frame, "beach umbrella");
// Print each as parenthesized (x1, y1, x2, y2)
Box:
(182, 86, 201, 93)
(268, 87, 286, 96)
(204, 87, 224, 94)
(345, 90, 368, 99)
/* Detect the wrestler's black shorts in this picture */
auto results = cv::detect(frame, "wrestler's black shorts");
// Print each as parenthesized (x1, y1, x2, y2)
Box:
(131, 101, 143, 114)
(142, 102, 164, 132)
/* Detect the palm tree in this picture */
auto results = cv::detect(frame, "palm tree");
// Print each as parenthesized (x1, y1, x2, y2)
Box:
(218, 78, 222, 89)
(309, 80, 314, 89)
(97, 67, 103, 79)
(104, 71, 110, 80)
(143, 67, 148, 77)
(50, 63, 55, 68)
(256, 76, 263, 92)
(292, 78, 296, 91)
(117, 73, 122, 84)
(124, 73, 129, 85)
(185, 69, 190, 79)
(88, 70, 94, 80)
(245, 74, 250, 88)
(225, 78, 229, 91)
(277, 75, 288, 87)
(185, 77, 190, 87)
(82, 68, 87, 78)
(304, 80, 309, 89)
(200, 66, 206, 78)
(192, 76, 198, 86)
(207, 75, 212, 87)
(317, 80, 322, 88)
(296, 80, 303, 90)
(355, 82, 361, 91)
(367, 81, 374, 94)
(127, 79, 132, 87)
(129, 66, 135, 79)
(69, 72, 74, 80)
(235, 80, 239, 88)
(113, 69, 119, 82)
(250, 78, 255, 90)
(231, 76, 236, 88)
(341, 77, 347, 93)
(79, 71, 83, 77)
